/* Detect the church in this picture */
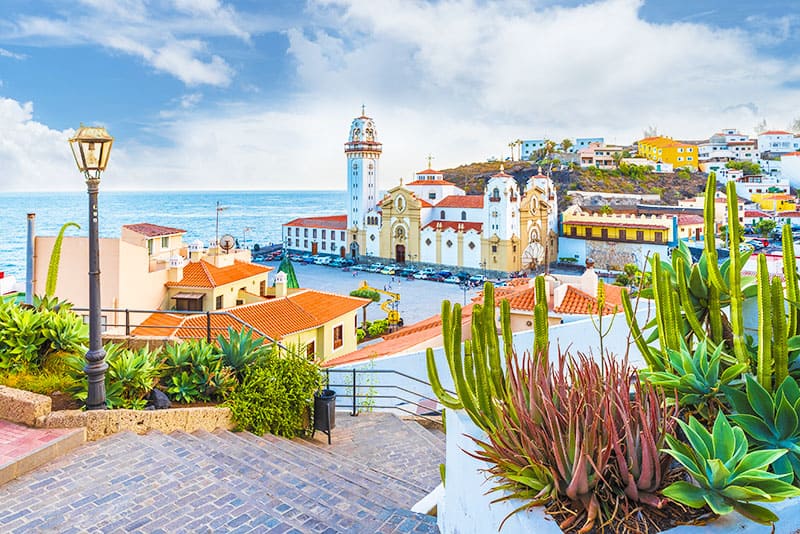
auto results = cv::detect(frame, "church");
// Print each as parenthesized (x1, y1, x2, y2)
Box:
(283, 110, 558, 273)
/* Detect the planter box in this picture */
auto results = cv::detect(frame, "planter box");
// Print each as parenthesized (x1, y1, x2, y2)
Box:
(437, 409, 800, 534)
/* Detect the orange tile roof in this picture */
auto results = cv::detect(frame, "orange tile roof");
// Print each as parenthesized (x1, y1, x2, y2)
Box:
(122, 223, 186, 237)
(322, 304, 475, 368)
(677, 214, 704, 225)
(134, 289, 370, 340)
(784, 152, 800, 157)
(435, 195, 484, 208)
(417, 168, 442, 175)
(283, 214, 348, 229)
(563, 220, 669, 230)
(761, 130, 792, 135)
(421, 221, 483, 232)
(554, 285, 618, 315)
(166, 260, 272, 288)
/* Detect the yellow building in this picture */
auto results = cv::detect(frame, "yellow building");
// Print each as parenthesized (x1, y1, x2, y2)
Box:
(750, 193, 797, 213)
(135, 280, 370, 363)
(638, 136, 699, 170)
(561, 209, 676, 245)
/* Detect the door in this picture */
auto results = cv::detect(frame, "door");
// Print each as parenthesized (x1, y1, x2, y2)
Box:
(340, 246, 346, 258)
(396, 244, 406, 263)
(311, 242, 318, 255)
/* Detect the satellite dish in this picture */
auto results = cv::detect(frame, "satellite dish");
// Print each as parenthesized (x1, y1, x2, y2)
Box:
(219, 234, 235, 253)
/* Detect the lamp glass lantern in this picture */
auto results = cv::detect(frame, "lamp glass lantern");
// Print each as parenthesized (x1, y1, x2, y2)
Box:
(69, 126, 114, 177)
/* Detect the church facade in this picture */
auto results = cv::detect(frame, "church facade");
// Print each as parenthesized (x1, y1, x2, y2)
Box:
(282, 111, 558, 273)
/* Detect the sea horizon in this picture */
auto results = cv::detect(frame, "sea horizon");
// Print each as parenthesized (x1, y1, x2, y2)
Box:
(0, 190, 349, 282)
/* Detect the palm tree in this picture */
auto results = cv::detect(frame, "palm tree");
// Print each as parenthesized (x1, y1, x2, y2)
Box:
(560, 138, 573, 153)
(508, 141, 516, 161)
(515, 139, 523, 161)
(543, 139, 556, 159)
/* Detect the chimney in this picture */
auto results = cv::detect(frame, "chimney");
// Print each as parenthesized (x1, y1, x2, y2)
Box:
(582, 258, 598, 298)
(275, 272, 288, 298)
(167, 255, 185, 283)
(188, 239, 204, 262)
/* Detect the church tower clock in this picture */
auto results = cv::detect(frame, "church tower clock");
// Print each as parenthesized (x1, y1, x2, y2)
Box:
(345, 107, 382, 259)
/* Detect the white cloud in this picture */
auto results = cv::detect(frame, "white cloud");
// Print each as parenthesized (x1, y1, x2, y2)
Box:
(0, 47, 25, 59)
(0, 98, 76, 191)
(4, 0, 800, 192)
(2, 0, 248, 86)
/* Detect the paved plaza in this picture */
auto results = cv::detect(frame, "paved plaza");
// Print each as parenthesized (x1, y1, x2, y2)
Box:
(263, 260, 481, 325)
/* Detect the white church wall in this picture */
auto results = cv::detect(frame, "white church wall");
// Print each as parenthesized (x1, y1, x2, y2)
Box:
(436, 207, 482, 222)
(462, 232, 482, 268)
(420, 229, 437, 264)
(440, 229, 459, 267)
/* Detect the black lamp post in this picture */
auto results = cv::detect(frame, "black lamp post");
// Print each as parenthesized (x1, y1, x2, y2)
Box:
(69, 125, 113, 410)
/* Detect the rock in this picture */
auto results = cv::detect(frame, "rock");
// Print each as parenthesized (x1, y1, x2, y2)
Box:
(147, 388, 171, 410)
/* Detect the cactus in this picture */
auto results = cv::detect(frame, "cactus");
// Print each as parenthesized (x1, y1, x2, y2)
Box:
(533, 275, 549, 359)
(783, 223, 799, 337)
(772, 276, 788, 388)
(427, 280, 550, 433)
(589, 279, 617, 357)
(704, 172, 727, 291)
(723, 180, 748, 365)
(756, 254, 773, 391)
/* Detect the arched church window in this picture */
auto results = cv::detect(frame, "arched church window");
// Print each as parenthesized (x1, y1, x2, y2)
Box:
(490, 188, 500, 202)
(440, 210, 446, 219)
(461, 211, 466, 221)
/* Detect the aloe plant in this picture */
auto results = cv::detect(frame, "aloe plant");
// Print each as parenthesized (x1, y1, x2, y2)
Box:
(217, 327, 267, 376)
(662, 412, 800, 525)
(725, 375, 800, 484)
(640, 340, 747, 425)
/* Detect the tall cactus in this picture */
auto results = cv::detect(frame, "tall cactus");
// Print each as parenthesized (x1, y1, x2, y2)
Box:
(427, 280, 549, 432)
(533, 275, 549, 359)
(756, 254, 773, 390)
(723, 180, 748, 365)
(772, 276, 788, 389)
(704, 172, 727, 291)
(783, 223, 799, 337)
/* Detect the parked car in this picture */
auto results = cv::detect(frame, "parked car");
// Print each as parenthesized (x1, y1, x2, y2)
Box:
(437, 270, 453, 278)
(443, 275, 461, 284)
(412, 271, 429, 280)
(351, 263, 367, 271)
(380, 266, 396, 275)
(469, 275, 486, 284)
(329, 257, 346, 267)
(455, 271, 471, 281)
(367, 263, 384, 273)
(396, 268, 416, 277)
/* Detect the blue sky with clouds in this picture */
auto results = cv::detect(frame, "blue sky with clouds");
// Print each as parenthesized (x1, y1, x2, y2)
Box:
(0, 0, 798, 191)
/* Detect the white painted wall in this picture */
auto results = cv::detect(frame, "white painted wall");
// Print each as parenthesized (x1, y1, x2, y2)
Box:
(420, 228, 437, 263)
(462, 231, 482, 267)
(439, 229, 459, 267)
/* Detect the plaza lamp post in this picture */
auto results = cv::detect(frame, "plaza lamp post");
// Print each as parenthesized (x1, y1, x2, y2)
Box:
(68, 125, 113, 410)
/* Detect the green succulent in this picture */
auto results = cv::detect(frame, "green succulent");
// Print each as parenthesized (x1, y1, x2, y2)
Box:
(640, 340, 746, 425)
(217, 327, 267, 376)
(725, 375, 800, 484)
(168, 371, 200, 404)
(662, 412, 800, 525)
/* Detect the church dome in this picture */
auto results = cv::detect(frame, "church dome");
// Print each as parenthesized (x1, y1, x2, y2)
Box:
(348, 115, 378, 144)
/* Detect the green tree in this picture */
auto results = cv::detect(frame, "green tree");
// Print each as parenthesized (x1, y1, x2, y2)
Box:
(560, 138, 573, 152)
(753, 219, 777, 238)
(726, 160, 761, 175)
(543, 139, 556, 159)
(598, 205, 613, 215)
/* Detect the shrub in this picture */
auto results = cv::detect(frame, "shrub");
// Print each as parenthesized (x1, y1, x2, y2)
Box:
(65, 343, 163, 409)
(0, 370, 77, 395)
(162, 339, 237, 403)
(356, 328, 366, 342)
(226, 347, 323, 437)
(350, 288, 380, 302)
(367, 320, 388, 338)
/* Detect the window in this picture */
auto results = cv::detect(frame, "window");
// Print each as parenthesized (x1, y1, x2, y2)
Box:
(440, 210, 446, 219)
(492, 245, 497, 253)
(490, 188, 500, 202)
(333, 325, 343, 349)
(461, 211, 467, 221)
(259, 280, 266, 296)
(295, 228, 299, 236)
(619, 229, 626, 240)
(601, 228, 608, 239)
(175, 296, 203, 312)
(341, 232, 345, 241)
(235, 299, 244, 306)
(429, 192, 436, 200)
(161, 236, 169, 248)
(304, 239, 308, 247)
(313, 229, 317, 238)
(636, 230, 644, 241)
(147, 240, 154, 255)
(215, 295, 223, 310)
(655, 232, 663, 243)
(425, 238, 432, 246)
(322, 242, 326, 250)
(322, 230, 326, 239)
(446, 240, 453, 248)
(468, 242, 475, 250)
(304, 228, 308, 237)
(585, 228, 592, 238)
(306, 341, 315, 360)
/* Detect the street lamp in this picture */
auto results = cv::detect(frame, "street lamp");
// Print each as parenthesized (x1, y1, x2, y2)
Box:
(69, 125, 113, 410)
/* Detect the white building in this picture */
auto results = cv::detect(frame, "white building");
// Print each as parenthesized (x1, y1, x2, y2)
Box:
(781, 152, 800, 189)
(733, 175, 790, 201)
(758, 130, 800, 155)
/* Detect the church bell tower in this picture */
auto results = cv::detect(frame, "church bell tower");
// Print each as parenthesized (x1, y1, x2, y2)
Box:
(345, 107, 382, 259)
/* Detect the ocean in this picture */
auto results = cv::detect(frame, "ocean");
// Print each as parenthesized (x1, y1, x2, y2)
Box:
(0, 190, 347, 282)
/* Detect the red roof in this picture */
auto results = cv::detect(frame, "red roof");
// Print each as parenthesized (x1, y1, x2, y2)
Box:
(761, 130, 792, 135)
(778, 212, 800, 218)
(435, 195, 484, 208)
(406, 179, 456, 186)
(745, 210, 772, 218)
(554, 285, 619, 316)
(122, 223, 186, 237)
(421, 220, 483, 232)
(166, 260, 272, 288)
(491, 170, 514, 178)
(727, 141, 755, 145)
(783, 152, 800, 157)
(416, 168, 442, 175)
(418, 199, 433, 208)
(135, 289, 369, 341)
(677, 215, 703, 225)
(283, 214, 347, 229)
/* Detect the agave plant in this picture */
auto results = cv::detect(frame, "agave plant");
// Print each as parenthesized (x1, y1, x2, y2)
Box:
(725, 375, 800, 484)
(168, 371, 200, 404)
(639, 340, 746, 425)
(662, 412, 800, 525)
(41, 309, 89, 355)
(217, 327, 267, 376)
(0, 303, 48, 370)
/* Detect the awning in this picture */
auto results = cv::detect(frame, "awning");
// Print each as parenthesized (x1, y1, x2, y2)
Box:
(172, 292, 205, 300)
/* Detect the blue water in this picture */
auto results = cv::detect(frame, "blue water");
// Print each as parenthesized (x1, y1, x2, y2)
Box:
(0, 190, 346, 281)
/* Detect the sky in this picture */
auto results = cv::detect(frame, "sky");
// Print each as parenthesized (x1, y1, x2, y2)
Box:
(0, 0, 799, 192)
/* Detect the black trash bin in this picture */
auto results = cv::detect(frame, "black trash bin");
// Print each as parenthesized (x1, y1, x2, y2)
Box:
(313, 389, 336, 444)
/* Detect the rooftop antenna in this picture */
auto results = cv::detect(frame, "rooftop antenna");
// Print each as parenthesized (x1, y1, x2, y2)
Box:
(215, 201, 227, 246)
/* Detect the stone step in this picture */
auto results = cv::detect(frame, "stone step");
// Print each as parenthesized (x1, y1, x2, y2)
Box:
(169, 429, 394, 532)
(376, 508, 439, 534)
(232, 429, 425, 509)
(0, 420, 84, 486)
(399, 417, 446, 453)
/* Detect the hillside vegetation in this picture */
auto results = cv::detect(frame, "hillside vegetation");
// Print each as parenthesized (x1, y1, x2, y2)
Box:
(439, 160, 708, 210)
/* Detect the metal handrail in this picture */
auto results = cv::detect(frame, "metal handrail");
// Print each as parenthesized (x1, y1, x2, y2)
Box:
(324, 368, 452, 424)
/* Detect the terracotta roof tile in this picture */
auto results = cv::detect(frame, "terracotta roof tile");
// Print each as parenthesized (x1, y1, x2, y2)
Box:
(283, 214, 348, 229)
(122, 223, 186, 237)
(435, 195, 484, 208)
(406, 179, 456, 186)
(421, 220, 483, 232)
(761, 130, 792, 135)
(563, 220, 669, 230)
(166, 260, 272, 288)
(745, 210, 772, 217)
(416, 168, 442, 175)
(134, 289, 369, 340)
(554, 285, 618, 315)
(677, 215, 704, 225)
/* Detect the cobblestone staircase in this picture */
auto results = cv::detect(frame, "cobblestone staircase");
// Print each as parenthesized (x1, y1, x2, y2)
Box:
(0, 413, 442, 533)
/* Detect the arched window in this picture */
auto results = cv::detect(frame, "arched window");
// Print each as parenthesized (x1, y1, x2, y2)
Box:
(440, 210, 446, 219)
(490, 188, 501, 202)
(461, 211, 467, 221)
